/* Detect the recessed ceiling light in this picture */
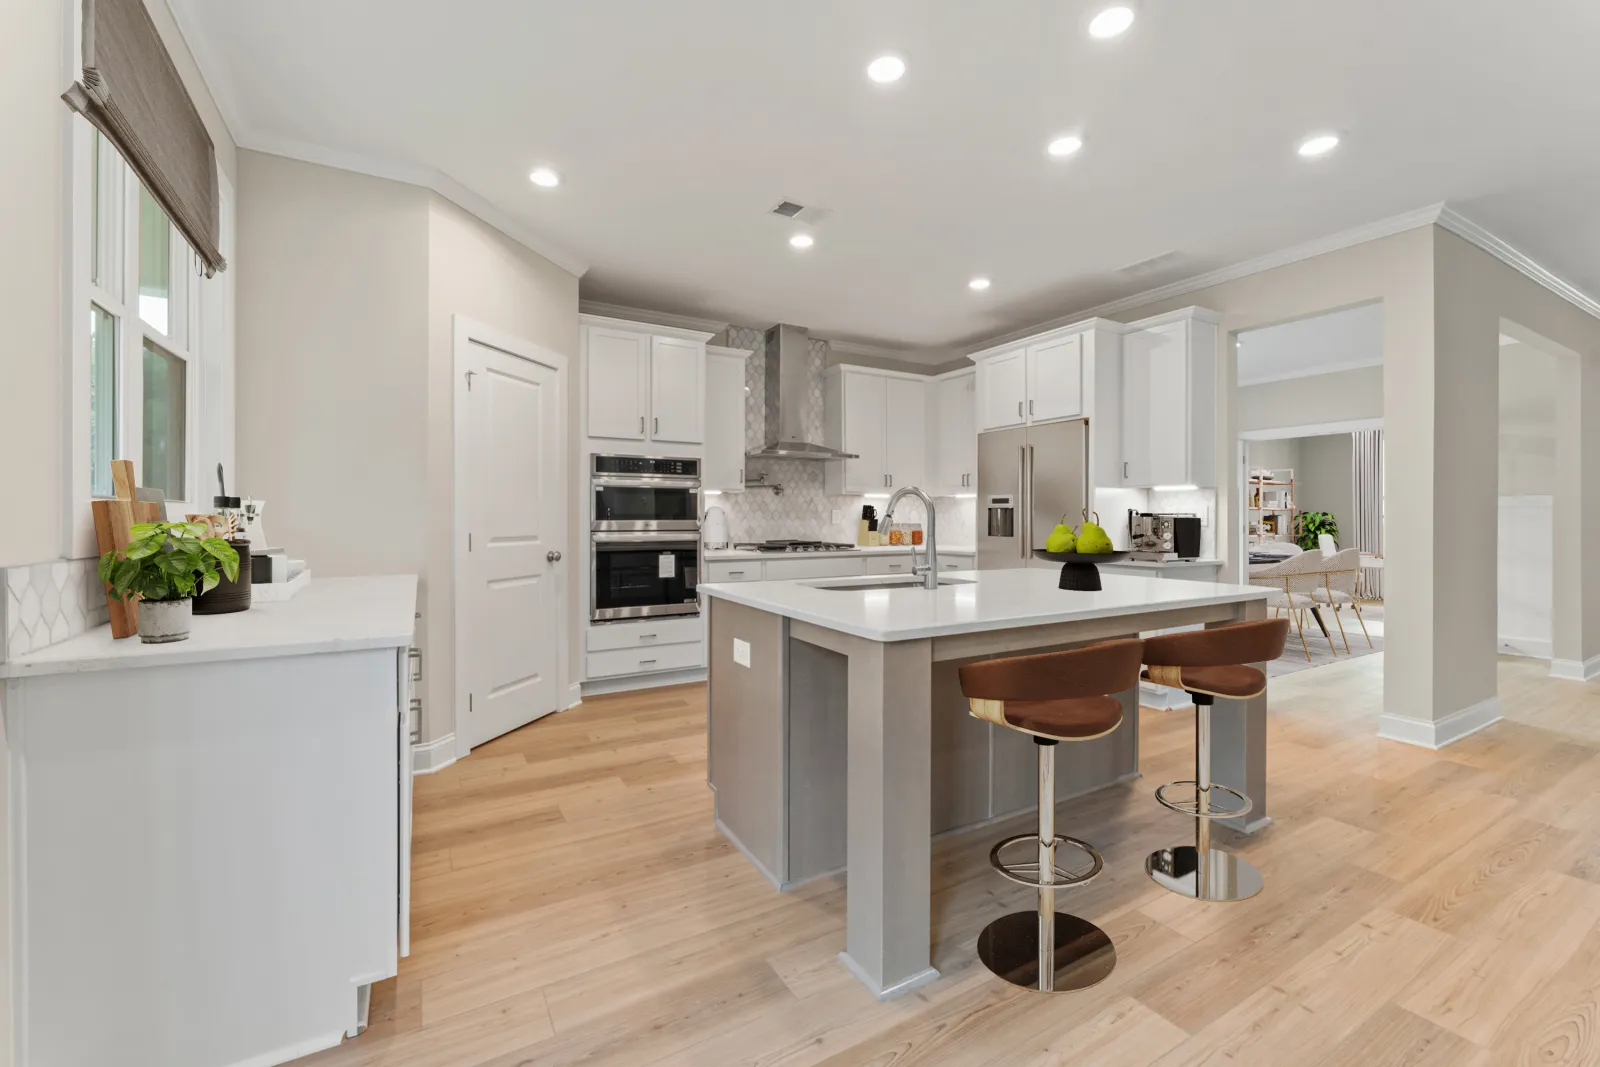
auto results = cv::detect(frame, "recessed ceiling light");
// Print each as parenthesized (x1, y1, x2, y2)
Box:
(789, 233, 814, 250)
(866, 55, 906, 84)
(969, 277, 991, 291)
(1046, 134, 1084, 158)
(528, 167, 560, 188)
(1088, 6, 1136, 39)
(1297, 133, 1340, 158)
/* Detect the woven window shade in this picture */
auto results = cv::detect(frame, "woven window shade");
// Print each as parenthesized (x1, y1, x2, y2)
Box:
(63, 0, 226, 276)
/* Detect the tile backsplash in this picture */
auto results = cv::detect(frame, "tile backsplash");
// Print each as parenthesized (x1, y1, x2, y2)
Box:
(712, 326, 976, 547)
(2, 558, 109, 662)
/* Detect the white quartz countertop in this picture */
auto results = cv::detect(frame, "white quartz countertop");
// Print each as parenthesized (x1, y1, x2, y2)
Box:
(0, 575, 418, 678)
(700, 568, 1267, 642)
(1098, 558, 1225, 570)
(704, 544, 976, 561)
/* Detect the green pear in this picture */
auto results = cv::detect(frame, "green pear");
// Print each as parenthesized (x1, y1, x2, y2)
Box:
(1045, 521, 1077, 554)
(1077, 510, 1113, 554)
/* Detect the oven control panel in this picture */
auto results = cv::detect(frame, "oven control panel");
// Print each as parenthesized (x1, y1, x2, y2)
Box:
(592, 455, 700, 477)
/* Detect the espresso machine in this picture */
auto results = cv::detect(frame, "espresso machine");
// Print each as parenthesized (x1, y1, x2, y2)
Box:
(1129, 512, 1202, 561)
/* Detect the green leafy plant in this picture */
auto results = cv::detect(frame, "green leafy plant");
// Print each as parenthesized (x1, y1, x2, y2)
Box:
(1294, 511, 1339, 552)
(98, 521, 240, 603)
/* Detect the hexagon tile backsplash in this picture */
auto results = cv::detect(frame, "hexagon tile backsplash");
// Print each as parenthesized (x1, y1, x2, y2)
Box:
(715, 326, 977, 547)
(1, 558, 109, 662)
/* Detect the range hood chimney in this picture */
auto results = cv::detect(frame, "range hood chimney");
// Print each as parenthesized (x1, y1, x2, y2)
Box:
(746, 324, 858, 460)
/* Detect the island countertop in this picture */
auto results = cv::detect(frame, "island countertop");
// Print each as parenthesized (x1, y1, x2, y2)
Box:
(0, 575, 418, 678)
(698, 568, 1267, 642)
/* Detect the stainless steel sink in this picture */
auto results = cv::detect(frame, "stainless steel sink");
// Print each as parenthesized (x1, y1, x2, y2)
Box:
(805, 576, 975, 592)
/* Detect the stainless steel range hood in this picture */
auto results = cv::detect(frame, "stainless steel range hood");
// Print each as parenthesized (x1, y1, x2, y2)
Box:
(746, 324, 858, 460)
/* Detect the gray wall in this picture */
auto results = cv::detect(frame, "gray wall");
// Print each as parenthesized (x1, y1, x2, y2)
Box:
(1297, 434, 1354, 538)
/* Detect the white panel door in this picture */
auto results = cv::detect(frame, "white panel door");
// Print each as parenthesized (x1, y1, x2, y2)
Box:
(703, 353, 746, 491)
(460, 337, 564, 750)
(978, 349, 1027, 431)
(884, 377, 927, 491)
(586, 327, 649, 440)
(650, 336, 704, 443)
(840, 370, 888, 492)
(1027, 334, 1083, 423)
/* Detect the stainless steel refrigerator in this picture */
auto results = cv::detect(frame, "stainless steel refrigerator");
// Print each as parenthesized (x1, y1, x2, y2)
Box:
(977, 419, 1089, 570)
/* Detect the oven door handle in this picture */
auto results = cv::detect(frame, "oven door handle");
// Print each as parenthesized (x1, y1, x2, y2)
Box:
(591, 476, 702, 489)
(592, 533, 701, 548)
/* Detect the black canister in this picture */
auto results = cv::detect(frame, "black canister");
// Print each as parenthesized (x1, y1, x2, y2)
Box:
(193, 538, 253, 614)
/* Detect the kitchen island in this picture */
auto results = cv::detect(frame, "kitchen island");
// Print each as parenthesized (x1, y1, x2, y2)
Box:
(701, 567, 1269, 999)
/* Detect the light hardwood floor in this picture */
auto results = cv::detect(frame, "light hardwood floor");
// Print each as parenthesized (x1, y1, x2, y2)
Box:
(293, 653, 1600, 1067)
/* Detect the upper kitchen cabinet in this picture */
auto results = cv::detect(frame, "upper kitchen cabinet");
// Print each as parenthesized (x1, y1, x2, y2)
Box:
(824, 367, 927, 494)
(972, 331, 1087, 431)
(581, 315, 714, 446)
(702, 345, 750, 492)
(1119, 307, 1220, 488)
(1026, 335, 1082, 423)
(975, 347, 1027, 431)
(931, 369, 976, 495)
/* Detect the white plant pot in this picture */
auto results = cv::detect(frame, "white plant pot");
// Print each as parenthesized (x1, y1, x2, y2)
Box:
(138, 598, 193, 644)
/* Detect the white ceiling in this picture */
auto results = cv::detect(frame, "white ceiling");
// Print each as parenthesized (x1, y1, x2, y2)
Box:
(171, 0, 1600, 353)
(1236, 303, 1383, 387)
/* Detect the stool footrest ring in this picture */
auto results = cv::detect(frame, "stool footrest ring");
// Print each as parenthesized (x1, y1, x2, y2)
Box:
(1154, 780, 1253, 820)
(989, 833, 1104, 889)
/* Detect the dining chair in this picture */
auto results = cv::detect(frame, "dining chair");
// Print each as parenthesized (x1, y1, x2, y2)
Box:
(1318, 533, 1337, 557)
(1311, 547, 1370, 651)
(1251, 551, 1336, 660)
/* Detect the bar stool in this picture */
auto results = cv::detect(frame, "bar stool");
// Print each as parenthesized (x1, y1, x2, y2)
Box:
(957, 638, 1145, 992)
(1140, 619, 1289, 903)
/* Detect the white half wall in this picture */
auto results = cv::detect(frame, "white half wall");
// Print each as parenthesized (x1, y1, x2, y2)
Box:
(1498, 496, 1552, 659)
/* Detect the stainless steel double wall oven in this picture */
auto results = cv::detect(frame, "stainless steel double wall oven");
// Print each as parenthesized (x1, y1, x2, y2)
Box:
(590, 455, 702, 621)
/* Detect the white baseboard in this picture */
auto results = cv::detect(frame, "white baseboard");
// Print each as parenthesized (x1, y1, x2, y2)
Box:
(563, 681, 583, 710)
(1498, 637, 1552, 661)
(580, 667, 706, 697)
(1378, 696, 1503, 750)
(1549, 655, 1600, 683)
(411, 733, 459, 775)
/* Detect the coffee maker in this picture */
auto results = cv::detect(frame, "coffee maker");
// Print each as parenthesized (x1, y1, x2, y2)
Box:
(1128, 512, 1202, 561)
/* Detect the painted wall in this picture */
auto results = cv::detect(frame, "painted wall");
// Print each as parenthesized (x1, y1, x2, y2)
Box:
(1236, 365, 1383, 433)
(425, 195, 581, 742)
(1297, 434, 1354, 539)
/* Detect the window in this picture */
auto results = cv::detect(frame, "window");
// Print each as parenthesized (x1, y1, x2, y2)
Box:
(81, 127, 206, 521)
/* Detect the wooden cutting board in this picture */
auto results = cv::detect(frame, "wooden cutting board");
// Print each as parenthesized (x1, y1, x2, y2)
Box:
(93, 459, 163, 639)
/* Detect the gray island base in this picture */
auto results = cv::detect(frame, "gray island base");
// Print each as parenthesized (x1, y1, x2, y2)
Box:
(701, 568, 1271, 999)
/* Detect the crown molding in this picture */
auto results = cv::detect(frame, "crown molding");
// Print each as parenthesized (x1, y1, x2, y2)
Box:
(1436, 207, 1600, 322)
(577, 301, 727, 336)
(823, 338, 954, 367)
(164, 0, 589, 278)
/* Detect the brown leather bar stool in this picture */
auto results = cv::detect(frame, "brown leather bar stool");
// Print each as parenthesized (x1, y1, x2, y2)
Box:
(957, 638, 1145, 992)
(1140, 618, 1289, 903)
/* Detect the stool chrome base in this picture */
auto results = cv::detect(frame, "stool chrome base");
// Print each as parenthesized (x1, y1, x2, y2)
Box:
(1145, 845, 1263, 902)
(976, 911, 1117, 992)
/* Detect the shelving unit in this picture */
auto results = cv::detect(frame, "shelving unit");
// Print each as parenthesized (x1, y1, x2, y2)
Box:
(1247, 468, 1296, 546)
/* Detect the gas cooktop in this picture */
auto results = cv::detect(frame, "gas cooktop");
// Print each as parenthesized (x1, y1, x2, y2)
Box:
(734, 540, 857, 553)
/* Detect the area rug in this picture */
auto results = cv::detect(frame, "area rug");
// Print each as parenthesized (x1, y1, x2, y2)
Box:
(1267, 601, 1384, 678)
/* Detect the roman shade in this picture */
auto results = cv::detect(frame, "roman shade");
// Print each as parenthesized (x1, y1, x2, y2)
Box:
(63, 0, 226, 276)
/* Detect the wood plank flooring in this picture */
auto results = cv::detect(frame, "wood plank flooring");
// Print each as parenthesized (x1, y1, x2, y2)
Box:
(292, 653, 1600, 1067)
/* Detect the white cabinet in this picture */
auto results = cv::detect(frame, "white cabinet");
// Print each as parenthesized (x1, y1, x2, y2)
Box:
(977, 348, 1027, 430)
(1027, 334, 1083, 423)
(932, 370, 977, 494)
(703, 346, 750, 492)
(1120, 309, 1218, 487)
(586, 327, 650, 440)
(582, 316, 713, 446)
(825, 368, 927, 494)
(650, 337, 704, 444)
(939, 552, 975, 570)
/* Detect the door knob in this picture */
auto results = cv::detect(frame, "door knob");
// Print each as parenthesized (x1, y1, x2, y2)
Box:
(547, 550, 563, 563)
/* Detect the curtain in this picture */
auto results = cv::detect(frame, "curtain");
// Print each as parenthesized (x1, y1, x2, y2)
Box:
(1351, 429, 1384, 599)
(63, 0, 226, 275)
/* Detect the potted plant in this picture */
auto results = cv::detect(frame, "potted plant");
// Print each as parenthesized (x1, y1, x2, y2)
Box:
(1294, 511, 1339, 552)
(98, 521, 241, 644)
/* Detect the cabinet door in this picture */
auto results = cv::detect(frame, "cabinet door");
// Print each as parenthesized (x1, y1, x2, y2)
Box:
(649, 337, 705, 443)
(839, 371, 888, 492)
(587, 328, 649, 440)
(1121, 330, 1153, 485)
(977, 349, 1027, 431)
(1122, 322, 1188, 486)
(883, 377, 927, 491)
(1027, 334, 1082, 423)
(703, 354, 746, 491)
(935, 373, 977, 492)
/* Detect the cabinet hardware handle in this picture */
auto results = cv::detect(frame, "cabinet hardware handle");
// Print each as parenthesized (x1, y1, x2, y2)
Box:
(1018, 401, 1023, 417)
(1124, 461, 1130, 478)
(654, 417, 659, 434)
(639, 659, 658, 666)
(639, 633, 657, 640)
(639, 416, 645, 433)
(1029, 399, 1034, 416)
(729, 570, 745, 576)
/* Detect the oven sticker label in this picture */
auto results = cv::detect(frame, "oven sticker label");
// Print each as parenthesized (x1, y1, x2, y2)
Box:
(659, 553, 676, 579)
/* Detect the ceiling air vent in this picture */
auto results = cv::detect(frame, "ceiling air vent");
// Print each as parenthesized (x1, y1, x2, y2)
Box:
(771, 200, 806, 218)
(1117, 250, 1184, 277)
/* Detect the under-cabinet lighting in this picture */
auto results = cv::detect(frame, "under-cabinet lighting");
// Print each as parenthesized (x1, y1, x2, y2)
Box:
(1151, 484, 1199, 492)
(704, 490, 722, 496)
